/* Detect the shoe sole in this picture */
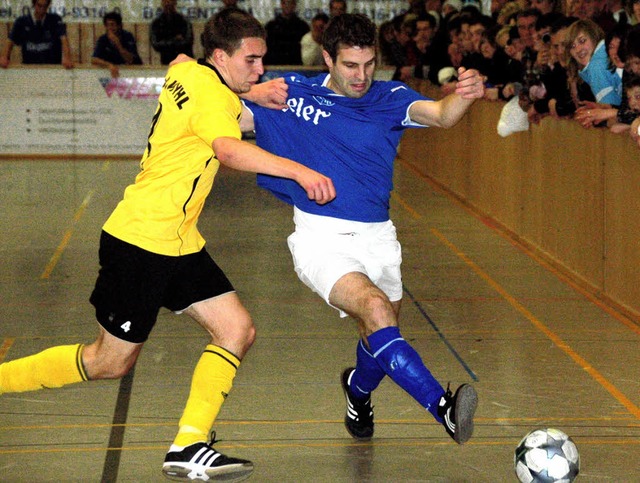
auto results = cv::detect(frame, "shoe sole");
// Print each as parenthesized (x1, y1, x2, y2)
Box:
(162, 462, 254, 482)
(453, 384, 478, 444)
(341, 368, 373, 441)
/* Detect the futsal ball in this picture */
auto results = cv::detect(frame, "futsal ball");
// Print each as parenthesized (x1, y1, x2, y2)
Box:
(514, 428, 580, 482)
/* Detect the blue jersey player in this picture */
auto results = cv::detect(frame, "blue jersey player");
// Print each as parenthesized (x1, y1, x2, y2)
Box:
(242, 14, 484, 445)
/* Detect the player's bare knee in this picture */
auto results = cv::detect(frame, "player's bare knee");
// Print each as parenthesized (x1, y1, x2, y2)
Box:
(81, 344, 137, 380)
(361, 290, 396, 332)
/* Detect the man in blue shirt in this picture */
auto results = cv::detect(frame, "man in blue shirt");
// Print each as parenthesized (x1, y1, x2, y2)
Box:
(242, 14, 484, 445)
(0, 0, 73, 68)
(92, 11, 142, 78)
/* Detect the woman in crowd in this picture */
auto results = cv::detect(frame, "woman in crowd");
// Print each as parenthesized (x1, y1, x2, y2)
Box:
(565, 19, 622, 109)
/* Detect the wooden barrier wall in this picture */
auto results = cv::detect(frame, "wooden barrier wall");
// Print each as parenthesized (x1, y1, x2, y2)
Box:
(398, 82, 640, 321)
(0, 21, 206, 65)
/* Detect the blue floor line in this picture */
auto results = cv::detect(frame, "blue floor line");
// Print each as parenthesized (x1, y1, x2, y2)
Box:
(403, 284, 479, 382)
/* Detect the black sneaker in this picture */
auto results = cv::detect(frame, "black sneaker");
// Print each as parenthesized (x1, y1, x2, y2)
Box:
(341, 367, 374, 440)
(162, 433, 253, 482)
(437, 383, 478, 444)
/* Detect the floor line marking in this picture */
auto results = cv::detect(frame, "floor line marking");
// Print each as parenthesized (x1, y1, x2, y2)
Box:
(392, 192, 478, 381)
(396, 157, 640, 334)
(40, 190, 94, 279)
(0, 414, 636, 432)
(403, 285, 479, 382)
(0, 338, 15, 362)
(0, 438, 638, 455)
(431, 227, 640, 421)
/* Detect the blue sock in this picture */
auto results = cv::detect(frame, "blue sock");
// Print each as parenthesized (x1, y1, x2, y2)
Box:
(350, 339, 386, 400)
(367, 326, 445, 422)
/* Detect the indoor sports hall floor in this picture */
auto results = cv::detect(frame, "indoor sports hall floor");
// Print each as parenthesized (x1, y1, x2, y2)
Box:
(0, 157, 638, 482)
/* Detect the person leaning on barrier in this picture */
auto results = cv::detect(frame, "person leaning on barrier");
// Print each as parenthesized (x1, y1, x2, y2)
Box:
(263, 0, 310, 65)
(151, 0, 194, 65)
(0, 0, 73, 69)
(91, 10, 142, 78)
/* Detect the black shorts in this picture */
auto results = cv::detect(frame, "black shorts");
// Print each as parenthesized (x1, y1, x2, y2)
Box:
(90, 231, 234, 343)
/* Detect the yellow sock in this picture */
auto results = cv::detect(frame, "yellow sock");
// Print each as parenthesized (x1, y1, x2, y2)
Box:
(173, 344, 240, 448)
(0, 344, 88, 393)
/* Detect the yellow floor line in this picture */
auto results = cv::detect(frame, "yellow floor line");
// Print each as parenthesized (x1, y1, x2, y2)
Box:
(430, 227, 640, 421)
(40, 190, 94, 279)
(0, 337, 15, 362)
(0, 437, 637, 456)
(391, 188, 638, 420)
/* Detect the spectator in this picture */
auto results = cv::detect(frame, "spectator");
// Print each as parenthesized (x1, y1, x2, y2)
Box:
(491, 0, 511, 20)
(631, 0, 640, 23)
(575, 23, 640, 128)
(151, 0, 194, 65)
(609, 74, 640, 132)
(478, 26, 514, 98)
(394, 12, 439, 80)
(496, 1, 522, 26)
(329, 0, 348, 17)
(526, 16, 579, 121)
(378, 20, 397, 65)
(388, 14, 419, 78)
(92, 11, 142, 78)
(565, 18, 622, 106)
(220, 0, 244, 11)
(530, 0, 559, 14)
(0, 0, 73, 68)
(463, 12, 495, 72)
(608, 0, 629, 24)
(263, 0, 310, 65)
(442, 0, 463, 16)
(412, 12, 439, 78)
(516, 8, 541, 50)
(301, 12, 329, 65)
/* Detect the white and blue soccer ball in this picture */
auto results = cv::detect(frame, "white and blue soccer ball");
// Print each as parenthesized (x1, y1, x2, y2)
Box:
(514, 428, 580, 482)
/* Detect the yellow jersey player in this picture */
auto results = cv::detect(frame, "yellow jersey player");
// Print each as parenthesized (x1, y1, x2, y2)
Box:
(0, 9, 335, 482)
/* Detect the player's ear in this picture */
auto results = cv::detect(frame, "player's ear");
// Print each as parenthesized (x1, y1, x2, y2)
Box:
(212, 48, 228, 66)
(322, 50, 333, 69)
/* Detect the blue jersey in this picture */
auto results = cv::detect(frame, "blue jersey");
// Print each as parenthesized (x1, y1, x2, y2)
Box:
(247, 73, 429, 222)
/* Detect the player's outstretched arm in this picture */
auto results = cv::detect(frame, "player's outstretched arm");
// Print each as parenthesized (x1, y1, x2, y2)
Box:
(409, 67, 484, 128)
(213, 136, 336, 204)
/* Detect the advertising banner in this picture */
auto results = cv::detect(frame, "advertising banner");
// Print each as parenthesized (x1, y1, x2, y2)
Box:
(0, 0, 409, 25)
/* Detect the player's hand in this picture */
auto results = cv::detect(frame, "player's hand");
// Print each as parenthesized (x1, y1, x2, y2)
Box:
(630, 118, 640, 145)
(455, 67, 485, 100)
(297, 168, 336, 205)
(109, 63, 120, 78)
(244, 78, 289, 110)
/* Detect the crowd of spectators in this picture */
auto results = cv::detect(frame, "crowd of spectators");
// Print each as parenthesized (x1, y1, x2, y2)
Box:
(2, 0, 640, 144)
(380, 0, 640, 143)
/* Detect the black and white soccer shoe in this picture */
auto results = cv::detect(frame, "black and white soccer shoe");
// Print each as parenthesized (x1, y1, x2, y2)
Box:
(437, 383, 478, 444)
(341, 367, 375, 440)
(162, 433, 253, 481)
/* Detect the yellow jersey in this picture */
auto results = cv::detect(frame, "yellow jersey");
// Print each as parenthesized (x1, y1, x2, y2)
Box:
(103, 60, 242, 256)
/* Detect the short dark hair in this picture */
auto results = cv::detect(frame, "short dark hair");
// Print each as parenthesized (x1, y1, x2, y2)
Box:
(203, 9, 266, 58)
(322, 13, 376, 61)
(103, 11, 122, 26)
(626, 74, 640, 90)
(312, 12, 330, 23)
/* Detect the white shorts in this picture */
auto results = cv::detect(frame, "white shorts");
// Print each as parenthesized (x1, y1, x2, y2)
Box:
(287, 207, 403, 317)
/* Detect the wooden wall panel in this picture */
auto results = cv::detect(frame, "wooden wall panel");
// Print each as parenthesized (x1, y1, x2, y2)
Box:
(399, 79, 638, 320)
(603, 133, 640, 314)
